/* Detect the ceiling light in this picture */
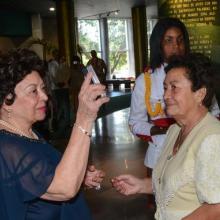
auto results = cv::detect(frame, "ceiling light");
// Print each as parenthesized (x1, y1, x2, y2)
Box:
(114, 10, 119, 15)
(49, 7, 55, 12)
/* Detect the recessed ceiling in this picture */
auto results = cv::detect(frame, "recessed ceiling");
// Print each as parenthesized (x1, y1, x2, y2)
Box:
(0, 0, 156, 18)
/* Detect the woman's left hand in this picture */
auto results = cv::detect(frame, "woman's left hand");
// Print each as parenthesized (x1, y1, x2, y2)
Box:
(84, 165, 105, 189)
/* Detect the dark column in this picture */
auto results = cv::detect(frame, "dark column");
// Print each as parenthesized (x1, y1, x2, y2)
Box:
(131, 6, 148, 77)
(100, 18, 110, 77)
(55, 0, 77, 66)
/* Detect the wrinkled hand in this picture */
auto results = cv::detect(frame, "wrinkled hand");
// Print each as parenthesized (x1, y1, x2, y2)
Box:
(77, 72, 109, 122)
(111, 174, 143, 196)
(84, 165, 105, 189)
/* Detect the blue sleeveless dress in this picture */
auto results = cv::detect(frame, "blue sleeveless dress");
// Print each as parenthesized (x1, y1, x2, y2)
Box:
(0, 130, 91, 220)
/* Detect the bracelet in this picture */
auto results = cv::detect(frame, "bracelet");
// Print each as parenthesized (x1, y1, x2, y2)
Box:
(74, 123, 92, 138)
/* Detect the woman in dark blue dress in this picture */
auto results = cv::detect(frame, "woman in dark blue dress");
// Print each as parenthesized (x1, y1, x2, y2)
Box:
(0, 49, 109, 220)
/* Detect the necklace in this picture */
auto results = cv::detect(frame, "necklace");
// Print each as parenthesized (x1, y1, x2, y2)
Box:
(172, 128, 183, 156)
(0, 119, 37, 139)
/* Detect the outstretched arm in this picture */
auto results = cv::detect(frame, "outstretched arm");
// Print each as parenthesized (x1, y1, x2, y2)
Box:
(42, 73, 109, 201)
(111, 174, 153, 196)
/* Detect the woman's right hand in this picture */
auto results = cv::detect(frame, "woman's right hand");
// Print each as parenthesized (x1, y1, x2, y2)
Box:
(77, 72, 109, 122)
(111, 174, 147, 196)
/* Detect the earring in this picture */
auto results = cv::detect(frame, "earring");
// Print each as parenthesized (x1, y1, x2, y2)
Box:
(6, 109, 12, 119)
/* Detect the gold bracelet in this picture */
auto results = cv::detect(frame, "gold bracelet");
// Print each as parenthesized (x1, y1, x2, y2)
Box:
(74, 123, 92, 138)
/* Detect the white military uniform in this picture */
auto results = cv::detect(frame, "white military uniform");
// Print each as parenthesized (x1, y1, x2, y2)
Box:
(129, 64, 220, 169)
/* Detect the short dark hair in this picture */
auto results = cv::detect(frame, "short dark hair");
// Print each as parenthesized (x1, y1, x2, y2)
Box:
(72, 55, 81, 63)
(150, 17, 190, 71)
(90, 50, 97, 57)
(0, 48, 46, 107)
(165, 53, 215, 108)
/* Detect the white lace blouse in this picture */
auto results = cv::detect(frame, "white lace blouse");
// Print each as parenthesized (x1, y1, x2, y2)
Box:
(153, 113, 220, 220)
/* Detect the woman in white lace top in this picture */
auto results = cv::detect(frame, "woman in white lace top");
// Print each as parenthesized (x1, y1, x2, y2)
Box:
(112, 53, 220, 220)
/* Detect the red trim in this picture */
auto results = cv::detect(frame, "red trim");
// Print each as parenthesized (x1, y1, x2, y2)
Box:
(136, 134, 152, 142)
(152, 118, 175, 128)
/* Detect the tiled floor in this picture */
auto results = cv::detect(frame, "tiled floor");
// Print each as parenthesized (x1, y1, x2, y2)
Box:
(51, 108, 155, 219)
(84, 108, 155, 220)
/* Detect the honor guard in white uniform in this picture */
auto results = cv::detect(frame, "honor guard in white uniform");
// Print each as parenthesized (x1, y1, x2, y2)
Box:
(129, 65, 170, 168)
